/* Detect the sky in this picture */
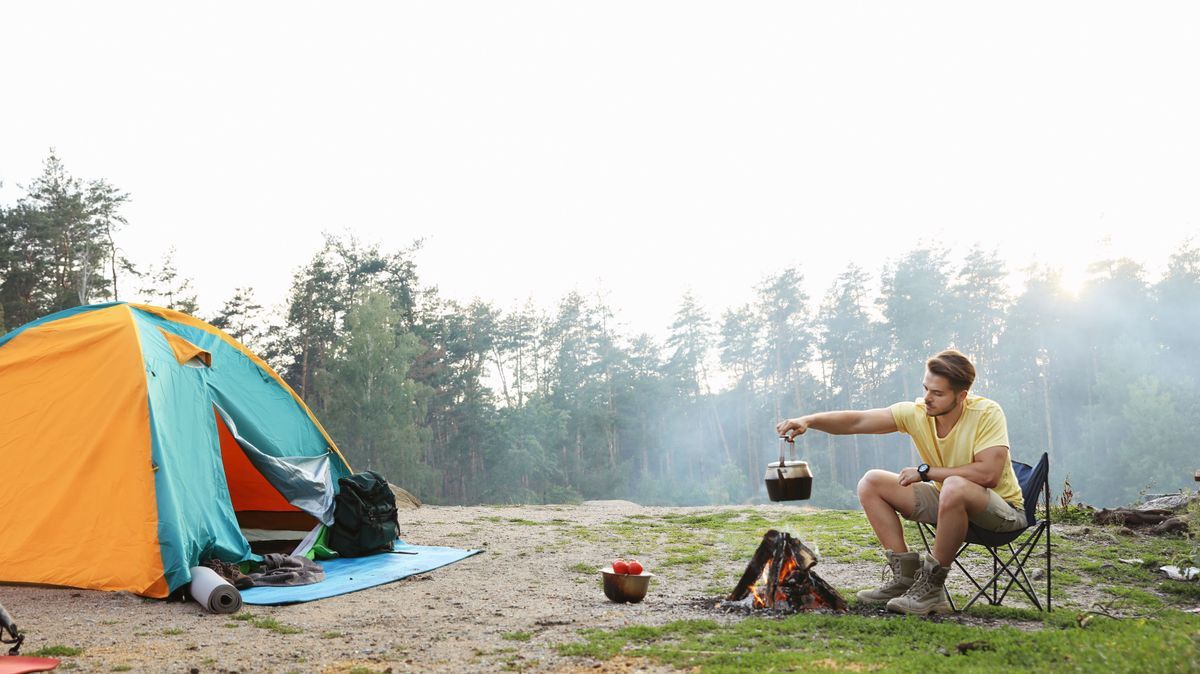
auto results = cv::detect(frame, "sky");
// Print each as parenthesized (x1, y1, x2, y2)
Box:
(1, 2, 1198, 339)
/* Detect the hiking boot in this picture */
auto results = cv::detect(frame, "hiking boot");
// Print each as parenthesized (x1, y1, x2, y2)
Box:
(886, 554, 953, 615)
(856, 549, 921, 604)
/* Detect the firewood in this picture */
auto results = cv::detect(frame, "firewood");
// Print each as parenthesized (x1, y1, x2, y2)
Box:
(728, 529, 847, 612)
(1093, 508, 1174, 527)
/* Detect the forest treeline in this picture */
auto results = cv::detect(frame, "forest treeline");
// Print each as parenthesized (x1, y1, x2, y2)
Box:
(3, 153, 1198, 508)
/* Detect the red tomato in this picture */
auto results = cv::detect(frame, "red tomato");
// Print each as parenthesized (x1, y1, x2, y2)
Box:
(627, 560, 644, 575)
(612, 559, 629, 574)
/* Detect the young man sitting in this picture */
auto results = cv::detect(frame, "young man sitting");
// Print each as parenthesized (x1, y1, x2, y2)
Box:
(775, 349, 1026, 615)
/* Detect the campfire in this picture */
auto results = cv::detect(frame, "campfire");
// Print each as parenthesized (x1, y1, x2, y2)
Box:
(727, 529, 847, 612)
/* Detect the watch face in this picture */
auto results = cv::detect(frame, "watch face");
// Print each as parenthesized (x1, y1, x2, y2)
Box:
(918, 464, 929, 472)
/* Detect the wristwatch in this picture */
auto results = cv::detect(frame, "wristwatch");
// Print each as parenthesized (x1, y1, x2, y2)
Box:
(917, 463, 931, 482)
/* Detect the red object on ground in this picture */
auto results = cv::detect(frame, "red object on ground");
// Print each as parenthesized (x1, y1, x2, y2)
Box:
(0, 657, 60, 674)
(627, 560, 644, 575)
(612, 559, 629, 574)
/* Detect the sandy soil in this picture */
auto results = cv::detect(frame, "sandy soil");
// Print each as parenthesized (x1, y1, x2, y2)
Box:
(2, 502, 1058, 673)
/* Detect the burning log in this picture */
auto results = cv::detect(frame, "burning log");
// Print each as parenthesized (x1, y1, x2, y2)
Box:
(727, 529, 847, 612)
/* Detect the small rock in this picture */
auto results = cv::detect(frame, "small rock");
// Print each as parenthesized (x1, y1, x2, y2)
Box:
(1030, 568, 1045, 581)
(1160, 566, 1200, 581)
(1140, 494, 1192, 511)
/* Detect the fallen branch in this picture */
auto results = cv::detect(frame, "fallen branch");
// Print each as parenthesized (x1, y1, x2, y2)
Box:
(1093, 508, 1174, 527)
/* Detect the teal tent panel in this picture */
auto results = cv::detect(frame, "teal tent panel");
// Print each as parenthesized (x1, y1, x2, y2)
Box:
(133, 309, 347, 476)
(133, 311, 251, 592)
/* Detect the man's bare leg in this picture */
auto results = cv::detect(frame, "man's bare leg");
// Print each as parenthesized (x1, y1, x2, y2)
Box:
(856, 470, 918, 552)
(932, 476, 991, 566)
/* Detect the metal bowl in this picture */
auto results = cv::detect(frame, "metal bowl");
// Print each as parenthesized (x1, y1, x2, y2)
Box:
(601, 567, 654, 603)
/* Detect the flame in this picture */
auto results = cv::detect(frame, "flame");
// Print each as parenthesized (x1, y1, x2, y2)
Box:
(747, 554, 807, 608)
(749, 560, 772, 608)
(777, 556, 797, 584)
(774, 555, 798, 603)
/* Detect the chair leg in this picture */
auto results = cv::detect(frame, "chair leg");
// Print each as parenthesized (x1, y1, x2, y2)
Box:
(962, 525, 1048, 611)
(1046, 487, 1052, 612)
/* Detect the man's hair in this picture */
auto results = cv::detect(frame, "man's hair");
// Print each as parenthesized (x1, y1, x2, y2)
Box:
(927, 349, 975, 392)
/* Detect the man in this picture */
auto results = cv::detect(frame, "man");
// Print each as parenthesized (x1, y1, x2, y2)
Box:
(775, 349, 1026, 615)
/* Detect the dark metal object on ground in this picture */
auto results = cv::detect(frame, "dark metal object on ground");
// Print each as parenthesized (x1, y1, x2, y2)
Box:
(728, 529, 847, 612)
(601, 569, 653, 603)
(764, 439, 813, 501)
(0, 601, 23, 656)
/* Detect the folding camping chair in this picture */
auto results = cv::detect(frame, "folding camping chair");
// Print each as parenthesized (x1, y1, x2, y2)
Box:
(915, 452, 1051, 612)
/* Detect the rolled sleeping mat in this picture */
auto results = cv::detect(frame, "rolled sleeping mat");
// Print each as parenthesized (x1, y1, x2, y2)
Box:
(189, 566, 243, 614)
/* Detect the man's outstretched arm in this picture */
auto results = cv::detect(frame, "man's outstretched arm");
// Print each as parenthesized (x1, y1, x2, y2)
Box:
(776, 408, 898, 441)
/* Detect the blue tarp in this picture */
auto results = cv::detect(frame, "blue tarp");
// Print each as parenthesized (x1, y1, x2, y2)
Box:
(241, 541, 482, 605)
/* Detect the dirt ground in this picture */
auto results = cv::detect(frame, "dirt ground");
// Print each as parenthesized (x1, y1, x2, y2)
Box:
(3, 501, 1054, 673)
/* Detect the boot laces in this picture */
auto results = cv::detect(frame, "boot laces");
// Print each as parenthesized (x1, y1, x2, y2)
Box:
(904, 566, 932, 597)
(879, 560, 896, 583)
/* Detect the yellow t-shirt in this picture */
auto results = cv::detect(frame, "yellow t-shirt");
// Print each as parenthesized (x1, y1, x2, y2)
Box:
(889, 395, 1023, 510)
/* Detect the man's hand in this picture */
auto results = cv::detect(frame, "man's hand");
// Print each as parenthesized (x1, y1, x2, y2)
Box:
(776, 417, 809, 442)
(898, 467, 922, 487)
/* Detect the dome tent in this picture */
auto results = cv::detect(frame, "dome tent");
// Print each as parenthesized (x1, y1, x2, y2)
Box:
(0, 303, 353, 597)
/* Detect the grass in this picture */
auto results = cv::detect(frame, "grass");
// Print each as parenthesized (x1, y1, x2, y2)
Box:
(552, 504, 1200, 672)
(227, 611, 302, 634)
(30, 645, 83, 657)
(161, 627, 185, 636)
(567, 561, 597, 574)
(559, 610, 1200, 672)
(502, 630, 534, 641)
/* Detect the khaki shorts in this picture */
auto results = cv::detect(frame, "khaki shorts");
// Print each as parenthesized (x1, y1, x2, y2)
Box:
(905, 482, 1027, 533)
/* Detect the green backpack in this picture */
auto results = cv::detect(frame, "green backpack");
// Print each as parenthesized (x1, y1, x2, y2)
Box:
(326, 471, 400, 557)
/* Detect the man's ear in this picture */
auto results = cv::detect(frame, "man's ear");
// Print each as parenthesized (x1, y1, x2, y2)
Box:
(957, 388, 969, 404)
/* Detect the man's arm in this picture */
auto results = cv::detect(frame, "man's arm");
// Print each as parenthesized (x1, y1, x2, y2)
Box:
(776, 408, 898, 440)
(899, 445, 1009, 488)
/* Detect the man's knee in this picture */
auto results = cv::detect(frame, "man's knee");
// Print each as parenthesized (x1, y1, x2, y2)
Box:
(938, 476, 973, 509)
(857, 469, 894, 499)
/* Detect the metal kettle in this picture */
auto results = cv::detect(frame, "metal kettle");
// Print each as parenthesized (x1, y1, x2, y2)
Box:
(764, 438, 814, 501)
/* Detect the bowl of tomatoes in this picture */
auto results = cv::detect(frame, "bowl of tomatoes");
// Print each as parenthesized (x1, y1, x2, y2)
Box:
(601, 558, 653, 603)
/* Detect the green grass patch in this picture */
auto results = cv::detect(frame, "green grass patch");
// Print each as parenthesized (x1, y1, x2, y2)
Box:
(320, 631, 343, 639)
(111, 666, 132, 672)
(502, 630, 534, 641)
(249, 616, 303, 634)
(1161, 580, 1200, 602)
(1051, 504, 1096, 525)
(558, 610, 1200, 672)
(31, 645, 83, 657)
(663, 552, 714, 568)
(567, 561, 597, 574)
(160, 627, 185, 636)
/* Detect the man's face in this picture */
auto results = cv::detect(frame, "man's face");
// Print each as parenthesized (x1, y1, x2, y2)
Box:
(923, 372, 965, 417)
